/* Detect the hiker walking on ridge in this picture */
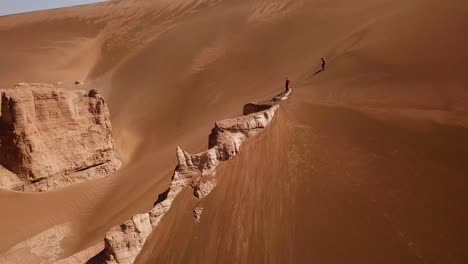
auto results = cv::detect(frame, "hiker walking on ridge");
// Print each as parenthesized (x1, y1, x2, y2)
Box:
(321, 57, 326, 71)
(285, 77, 290, 92)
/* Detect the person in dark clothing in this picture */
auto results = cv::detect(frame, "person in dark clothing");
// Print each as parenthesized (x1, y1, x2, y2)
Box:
(321, 57, 326, 70)
(285, 77, 290, 92)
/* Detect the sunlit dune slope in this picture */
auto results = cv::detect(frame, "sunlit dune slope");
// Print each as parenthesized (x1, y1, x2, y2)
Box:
(136, 93, 468, 263)
(0, 0, 467, 263)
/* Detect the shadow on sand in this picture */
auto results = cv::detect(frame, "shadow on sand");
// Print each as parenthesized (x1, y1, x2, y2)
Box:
(314, 69, 324, 75)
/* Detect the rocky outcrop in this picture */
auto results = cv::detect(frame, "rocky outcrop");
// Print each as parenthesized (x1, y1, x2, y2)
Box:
(0, 83, 121, 191)
(103, 214, 154, 264)
(243, 103, 273, 115)
(93, 102, 280, 264)
(209, 104, 278, 161)
(194, 179, 216, 199)
(193, 207, 203, 223)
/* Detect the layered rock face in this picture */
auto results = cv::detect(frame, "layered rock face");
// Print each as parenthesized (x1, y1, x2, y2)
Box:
(0, 83, 120, 191)
(93, 102, 280, 264)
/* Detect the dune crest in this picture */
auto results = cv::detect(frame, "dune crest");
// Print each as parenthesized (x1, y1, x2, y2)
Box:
(1, 0, 468, 263)
(87, 98, 283, 264)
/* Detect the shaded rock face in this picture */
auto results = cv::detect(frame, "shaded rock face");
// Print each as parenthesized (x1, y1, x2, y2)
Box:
(0, 83, 120, 191)
(243, 103, 272, 115)
(94, 103, 280, 264)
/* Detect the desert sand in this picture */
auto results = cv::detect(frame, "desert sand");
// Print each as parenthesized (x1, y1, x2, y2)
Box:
(0, 0, 467, 263)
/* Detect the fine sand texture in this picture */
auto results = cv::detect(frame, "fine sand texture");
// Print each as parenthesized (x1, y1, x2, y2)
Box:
(0, 0, 467, 263)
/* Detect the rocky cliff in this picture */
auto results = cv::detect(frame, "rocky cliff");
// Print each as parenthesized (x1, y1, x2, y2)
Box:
(89, 101, 281, 264)
(0, 83, 121, 191)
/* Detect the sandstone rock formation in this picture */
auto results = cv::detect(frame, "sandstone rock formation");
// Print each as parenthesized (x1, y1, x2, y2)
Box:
(193, 207, 203, 223)
(91, 102, 280, 264)
(209, 105, 278, 161)
(194, 179, 216, 199)
(0, 83, 120, 191)
(243, 103, 273, 115)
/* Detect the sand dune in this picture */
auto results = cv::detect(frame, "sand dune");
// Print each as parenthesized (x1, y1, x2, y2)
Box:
(0, 0, 467, 263)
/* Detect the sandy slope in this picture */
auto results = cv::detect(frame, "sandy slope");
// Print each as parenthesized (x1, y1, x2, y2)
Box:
(136, 93, 468, 264)
(0, 0, 467, 263)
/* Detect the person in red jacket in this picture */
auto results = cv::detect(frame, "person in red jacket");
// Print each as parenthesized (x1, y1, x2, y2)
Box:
(285, 77, 290, 92)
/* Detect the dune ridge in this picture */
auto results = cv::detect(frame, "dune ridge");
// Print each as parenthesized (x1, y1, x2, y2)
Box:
(84, 97, 284, 264)
(1, 0, 467, 263)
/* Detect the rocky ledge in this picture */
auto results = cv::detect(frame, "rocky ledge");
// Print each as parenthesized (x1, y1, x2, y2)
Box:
(90, 102, 280, 264)
(0, 83, 121, 192)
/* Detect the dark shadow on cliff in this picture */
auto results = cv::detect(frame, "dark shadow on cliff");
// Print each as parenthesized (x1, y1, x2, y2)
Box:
(153, 188, 170, 207)
(86, 250, 106, 264)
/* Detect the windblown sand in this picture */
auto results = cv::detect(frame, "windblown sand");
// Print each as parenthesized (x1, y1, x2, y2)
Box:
(0, 0, 467, 263)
